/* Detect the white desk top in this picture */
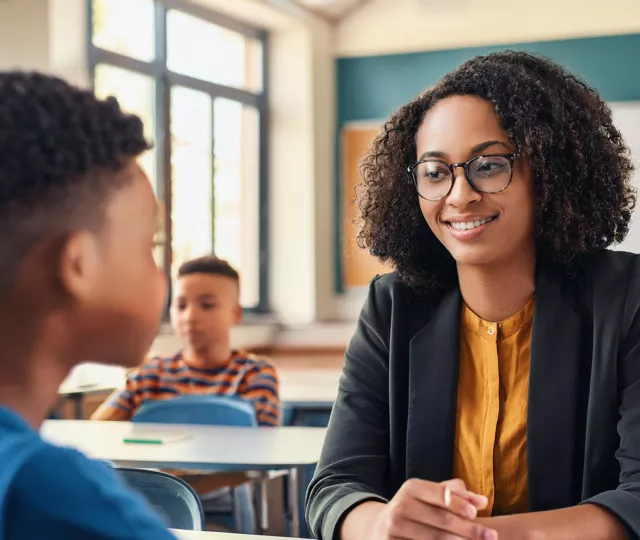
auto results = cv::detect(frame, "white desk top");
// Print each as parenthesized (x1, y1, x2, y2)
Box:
(59, 365, 338, 407)
(172, 531, 291, 540)
(58, 382, 122, 396)
(58, 364, 126, 395)
(41, 420, 326, 471)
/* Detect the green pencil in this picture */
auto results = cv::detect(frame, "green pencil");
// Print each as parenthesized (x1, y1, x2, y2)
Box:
(123, 438, 163, 444)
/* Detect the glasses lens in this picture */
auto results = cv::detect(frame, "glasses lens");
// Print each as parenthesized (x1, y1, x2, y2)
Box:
(414, 161, 452, 200)
(468, 156, 512, 193)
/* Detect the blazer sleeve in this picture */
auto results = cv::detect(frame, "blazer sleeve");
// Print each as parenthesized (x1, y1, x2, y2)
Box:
(584, 279, 640, 539)
(305, 277, 392, 540)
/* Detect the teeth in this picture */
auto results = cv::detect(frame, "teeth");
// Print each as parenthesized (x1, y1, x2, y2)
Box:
(449, 217, 494, 231)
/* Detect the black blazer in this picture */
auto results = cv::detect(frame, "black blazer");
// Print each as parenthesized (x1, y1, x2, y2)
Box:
(306, 250, 640, 540)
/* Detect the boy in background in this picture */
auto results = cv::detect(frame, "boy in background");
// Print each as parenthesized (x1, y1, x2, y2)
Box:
(92, 256, 280, 426)
(92, 257, 280, 533)
(0, 72, 174, 538)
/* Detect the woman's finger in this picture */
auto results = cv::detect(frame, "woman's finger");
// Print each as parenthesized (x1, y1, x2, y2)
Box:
(443, 479, 489, 510)
(392, 493, 496, 539)
(420, 504, 498, 540)
(387, 514, 469, 540)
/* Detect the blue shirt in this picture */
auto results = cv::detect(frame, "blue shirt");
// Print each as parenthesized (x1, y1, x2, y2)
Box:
(0, 406, 176, 539)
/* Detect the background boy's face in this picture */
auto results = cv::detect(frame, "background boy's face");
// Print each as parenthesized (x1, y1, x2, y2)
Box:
(66, 162, 167, 368)
(170, 273, 242, 353)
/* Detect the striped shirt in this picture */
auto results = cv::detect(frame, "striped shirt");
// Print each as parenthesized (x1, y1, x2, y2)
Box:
(97, 351, 280, 426)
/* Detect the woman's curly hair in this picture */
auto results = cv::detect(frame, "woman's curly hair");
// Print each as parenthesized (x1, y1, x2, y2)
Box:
(357, 50, 636, 296)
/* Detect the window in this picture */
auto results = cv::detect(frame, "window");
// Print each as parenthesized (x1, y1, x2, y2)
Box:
(166, 10, 263, 92)
(89, 0, 268, 311)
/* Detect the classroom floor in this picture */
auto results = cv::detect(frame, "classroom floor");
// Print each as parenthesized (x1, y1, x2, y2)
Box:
(271, 353, 343, 388)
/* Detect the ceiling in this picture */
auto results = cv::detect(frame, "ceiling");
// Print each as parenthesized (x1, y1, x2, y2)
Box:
(292, 0, 371, 20)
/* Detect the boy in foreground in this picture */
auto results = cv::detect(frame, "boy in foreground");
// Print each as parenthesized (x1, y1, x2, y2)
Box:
(0, 72, 175, 538)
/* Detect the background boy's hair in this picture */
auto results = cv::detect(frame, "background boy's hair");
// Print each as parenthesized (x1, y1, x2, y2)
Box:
(177, 256, 239, 283)
(0, 71, 151, 292)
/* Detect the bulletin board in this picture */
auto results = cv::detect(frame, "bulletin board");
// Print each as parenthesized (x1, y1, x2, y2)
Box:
(610, 101, 640, 254)
(341, 124, 393, 290)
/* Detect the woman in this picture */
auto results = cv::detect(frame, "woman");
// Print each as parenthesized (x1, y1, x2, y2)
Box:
(306, 51, 640, 540)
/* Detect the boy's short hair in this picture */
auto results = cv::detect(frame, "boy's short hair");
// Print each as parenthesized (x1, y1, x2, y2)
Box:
(0, 71, 150, 292)
(177, 256, 240, 283)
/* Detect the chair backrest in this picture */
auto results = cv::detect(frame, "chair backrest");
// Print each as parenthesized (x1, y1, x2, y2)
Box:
(117, 468, 205, 531)
(132, 395, 258, 427)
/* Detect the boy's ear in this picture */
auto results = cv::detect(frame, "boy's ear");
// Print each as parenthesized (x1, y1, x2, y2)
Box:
(57, 230, 101, 300)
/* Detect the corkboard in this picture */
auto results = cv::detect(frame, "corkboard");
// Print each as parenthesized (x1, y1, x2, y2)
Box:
(341, 125, 393, 289)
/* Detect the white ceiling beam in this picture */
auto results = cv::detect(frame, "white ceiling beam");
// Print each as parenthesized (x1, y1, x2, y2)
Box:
(260, 0, 336, 23)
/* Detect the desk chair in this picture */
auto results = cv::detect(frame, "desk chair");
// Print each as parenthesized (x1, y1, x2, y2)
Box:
(132, 396, 257, 534)
(117, 468, 204, 531)
(281, 404, 331, 538)
(133, 395, 256, 426)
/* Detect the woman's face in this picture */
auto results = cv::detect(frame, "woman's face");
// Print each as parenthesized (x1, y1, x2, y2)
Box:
(415, 95, 535, 268)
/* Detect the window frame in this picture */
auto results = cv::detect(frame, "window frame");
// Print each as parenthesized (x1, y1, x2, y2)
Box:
(87, 0, 270, 314)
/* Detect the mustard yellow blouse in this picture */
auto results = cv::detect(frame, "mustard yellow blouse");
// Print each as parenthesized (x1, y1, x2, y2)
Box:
(452, 297, 534, 516)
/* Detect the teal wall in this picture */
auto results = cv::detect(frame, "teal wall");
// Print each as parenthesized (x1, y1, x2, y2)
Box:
(334, 33, 640, 293)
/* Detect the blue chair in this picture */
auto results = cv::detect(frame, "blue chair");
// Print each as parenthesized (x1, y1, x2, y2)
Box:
(132, 395, 257, 534)
(133, 395, 257, 426)
(117, 468, 204, 531)
(281, 404, 332, 538)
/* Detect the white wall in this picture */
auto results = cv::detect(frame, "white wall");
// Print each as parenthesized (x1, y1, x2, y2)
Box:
(269, 27, 317, 322)
(0, 0, 88, 84)
(310, 19, 337, 320)
(0, 0, 50, 71)
(337, 0, 640, 57)
(48, 0, 90, 87)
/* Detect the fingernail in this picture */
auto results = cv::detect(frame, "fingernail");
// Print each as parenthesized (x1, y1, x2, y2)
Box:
(465, 504, 477, 519)
(472, 492, 489, 505)
(483, 529, 498, 540)
(444, 486, 451, 507)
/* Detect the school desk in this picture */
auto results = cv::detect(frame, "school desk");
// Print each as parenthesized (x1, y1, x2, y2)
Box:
(41, 420, 326, 537)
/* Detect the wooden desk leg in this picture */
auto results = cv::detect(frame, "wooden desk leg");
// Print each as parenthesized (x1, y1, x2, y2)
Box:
(288, 467, 300, 538)
(70, 393, 84, 419)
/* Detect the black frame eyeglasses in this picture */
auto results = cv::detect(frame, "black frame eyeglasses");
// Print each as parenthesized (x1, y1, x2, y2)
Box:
(407, 153, 520, 202)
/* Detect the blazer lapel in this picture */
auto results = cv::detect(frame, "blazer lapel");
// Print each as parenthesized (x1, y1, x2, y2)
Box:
(406, 288, 462, 482)
(528, 266, 582, 510)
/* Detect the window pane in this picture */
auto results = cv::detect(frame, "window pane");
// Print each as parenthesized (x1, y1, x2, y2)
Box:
(94, 64, 156, 190)
(167, 10, 263, 92)
(94, 65, 161, 267)
(92, 0, 155, 61)
(171, 87, 214, 276)
(213, 99, 260, 308)
(155, 200, 167, 271)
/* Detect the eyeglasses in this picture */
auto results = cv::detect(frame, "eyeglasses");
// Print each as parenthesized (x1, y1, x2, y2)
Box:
(407, 153, 519, 202)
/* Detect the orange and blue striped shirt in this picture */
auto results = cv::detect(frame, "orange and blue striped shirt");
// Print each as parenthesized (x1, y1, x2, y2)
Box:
(94, 351, 280, 426)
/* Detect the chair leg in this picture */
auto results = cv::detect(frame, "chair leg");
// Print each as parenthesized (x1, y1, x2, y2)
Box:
(232, 486, 241, 533)
(260, 480, 269, 533)
(282, 474, 290, 536)
(250, 477, 270, 535)
(288, 467, 300, 538)
(233, 483, 257, 534)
